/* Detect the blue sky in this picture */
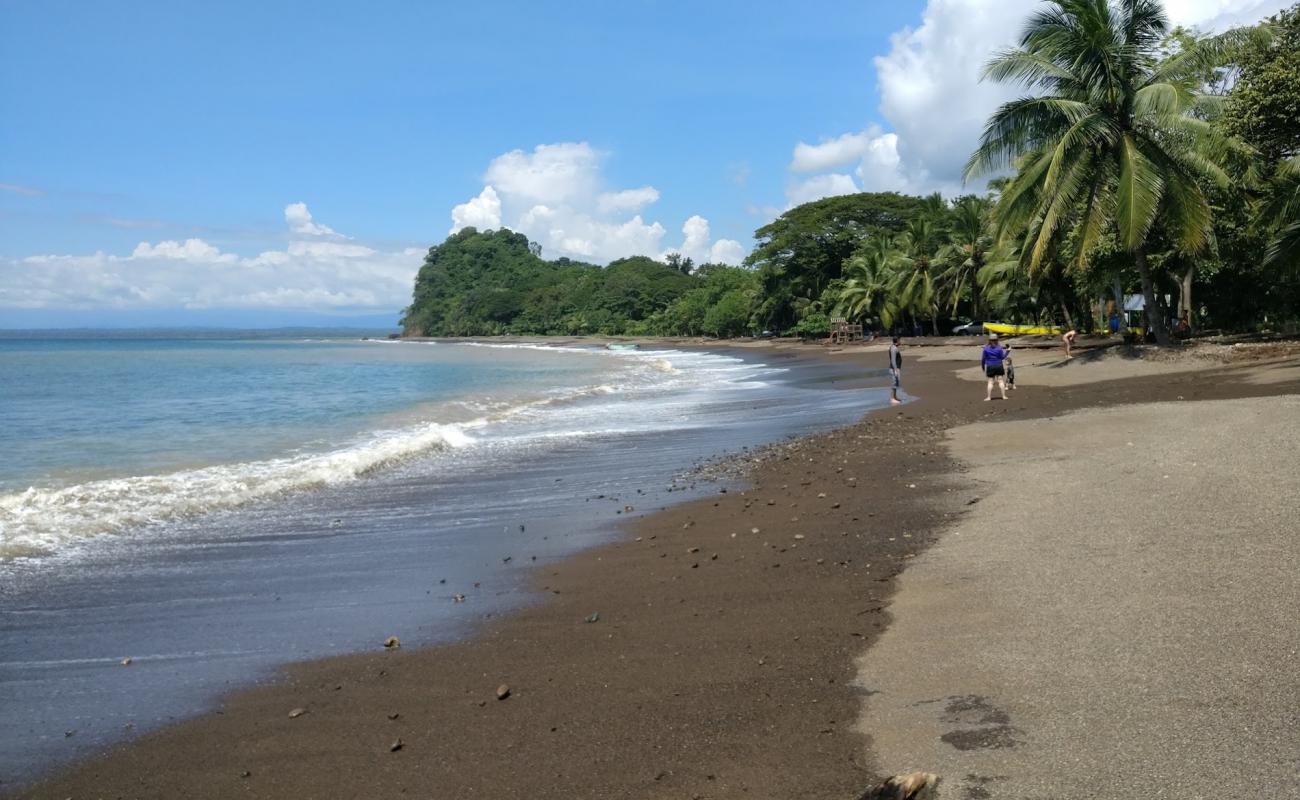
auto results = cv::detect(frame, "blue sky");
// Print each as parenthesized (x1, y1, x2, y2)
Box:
(0, 0, 1284, 327)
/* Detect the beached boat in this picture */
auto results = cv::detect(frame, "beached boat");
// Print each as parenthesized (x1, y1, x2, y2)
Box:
(983, 321, 1063, 336)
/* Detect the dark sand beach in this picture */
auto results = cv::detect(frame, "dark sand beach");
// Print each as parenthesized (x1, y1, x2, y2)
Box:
(10, 339, 1300, 799)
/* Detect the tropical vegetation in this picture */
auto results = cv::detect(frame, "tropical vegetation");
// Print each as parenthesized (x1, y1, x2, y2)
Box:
(403, 0, 1300, 340)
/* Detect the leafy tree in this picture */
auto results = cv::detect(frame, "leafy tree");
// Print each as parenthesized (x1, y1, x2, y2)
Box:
(966, 0, 1249, 344)
(1225, 4, 1300, 161)
(835, 236, 897, 328)
(746, 192, 931, 329)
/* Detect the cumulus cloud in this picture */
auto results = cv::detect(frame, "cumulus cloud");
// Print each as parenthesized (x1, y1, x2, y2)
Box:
(449, 142, 746, 265)
(284, 201, 344, 237)
(449, 186, 502, 233)
(786, 173, 861, 207)
(784, 0, 1289, 204)
(1, 203, 419, 312)
(596, 186, 660, 214)
(659, 215, 744, 265)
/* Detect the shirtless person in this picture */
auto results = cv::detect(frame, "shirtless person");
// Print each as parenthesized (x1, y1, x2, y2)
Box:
(1063, 328, 1078, 358)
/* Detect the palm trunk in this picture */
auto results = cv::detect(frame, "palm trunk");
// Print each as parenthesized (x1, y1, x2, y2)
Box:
(1178, 263, 1194, 331)
(1058, 300, 1075, 331)
(1134, 248, 1170, 346)
(1112, 277, 1128, 334)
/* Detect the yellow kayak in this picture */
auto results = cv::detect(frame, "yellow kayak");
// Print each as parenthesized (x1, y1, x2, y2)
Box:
(983, 322, 1063, 336)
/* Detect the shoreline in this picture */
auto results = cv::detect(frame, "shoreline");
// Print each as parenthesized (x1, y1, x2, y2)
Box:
(10, 342, 1300, 798)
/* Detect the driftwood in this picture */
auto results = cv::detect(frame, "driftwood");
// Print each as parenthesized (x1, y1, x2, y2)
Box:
(857, 772, 940, 800)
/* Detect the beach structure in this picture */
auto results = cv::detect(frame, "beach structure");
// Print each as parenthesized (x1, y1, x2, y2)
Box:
(829, 317, 865, 344)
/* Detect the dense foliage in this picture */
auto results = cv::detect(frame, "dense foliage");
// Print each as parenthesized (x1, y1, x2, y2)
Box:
(401, 228, 756, 336)
(405, 1, 1299, 341)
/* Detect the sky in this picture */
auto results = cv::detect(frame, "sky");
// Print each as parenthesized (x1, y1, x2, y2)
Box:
(0, 0, 1288, 328)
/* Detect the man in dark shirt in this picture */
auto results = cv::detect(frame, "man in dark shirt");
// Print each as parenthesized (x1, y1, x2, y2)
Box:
(888, 336, 903, 406)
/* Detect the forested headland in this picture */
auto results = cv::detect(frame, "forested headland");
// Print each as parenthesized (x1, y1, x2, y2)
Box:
(403, 0, 1300, 343)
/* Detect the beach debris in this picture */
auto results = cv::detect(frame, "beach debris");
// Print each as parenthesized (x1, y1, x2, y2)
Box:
(120, 657, 132, 666)
(503, 556, 512, 563)
(585, 612, 600, 623)
(389, 738, 404, 752)
(240, 770, 252, 778)
(453, 593, 466, 603)
(793, 534, 805, 540)
(387, 712, 401, 720)
(817, 492, 826, 498)
(288, 708, 307, 719)
(383, 636, 400, 649)
(624, 505, 634, 513)
(496, 684, 511, 700)
(832, 502, 841, 509)
(751, 527, 760, 534)
(65, 729, 76, 737)
(856, 771, 940, 800)
(687, 546, 700, 553)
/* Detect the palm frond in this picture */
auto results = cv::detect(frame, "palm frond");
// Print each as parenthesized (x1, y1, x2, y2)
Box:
(1116, 132, 1164, 249)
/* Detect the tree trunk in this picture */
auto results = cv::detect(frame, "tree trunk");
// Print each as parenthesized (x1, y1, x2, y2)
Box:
(1134, 249, 1170, 346)
(1178, 263, 1194, 331)
(1112, 277, 1128, 334)
(1058, 299, 1075, 332)
(970, 261, 981, 321)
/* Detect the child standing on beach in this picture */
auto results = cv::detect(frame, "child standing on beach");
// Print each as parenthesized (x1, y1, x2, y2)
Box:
(981, 334, 1008, 401)
(888, 336, 903, 406)
(1004, 343, 1016, 390)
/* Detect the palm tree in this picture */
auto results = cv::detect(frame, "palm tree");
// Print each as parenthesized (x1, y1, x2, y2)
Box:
(890, 218, 944, 334)
(965, 0, 1245, 345)
(940, 195, 995, 318)
(1261, 157, 1300, 271)
(836, 236, 897, 328)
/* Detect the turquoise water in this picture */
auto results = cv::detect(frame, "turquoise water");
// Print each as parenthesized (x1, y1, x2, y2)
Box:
(0, 333, 630, 558)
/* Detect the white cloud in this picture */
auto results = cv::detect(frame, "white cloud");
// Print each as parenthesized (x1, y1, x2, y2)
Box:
(786, 173, 861, 207)
(284, 201, 344, 238)
(709, 239, 746, 265)
(483, 142, 602, 205)
(596, 186, 660, 214)
(791, 130, 876, 173)
(449, 186, 502, 233)
(764, 0, 1294, 209)
(858, 0, 1291, 195)
(449, 141, 747, 265)
(2, 205, 419, 312)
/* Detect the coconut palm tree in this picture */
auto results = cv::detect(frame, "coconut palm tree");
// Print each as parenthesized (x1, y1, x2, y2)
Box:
(940, 195, 995, 318)
(965, 0, 1247, 345)
(835, 236, 897, 328)
(1261, 157, 1300, 271)
(890, 218, 944, 334)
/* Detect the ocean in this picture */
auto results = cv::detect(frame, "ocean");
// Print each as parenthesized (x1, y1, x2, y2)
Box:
(0, 331, 891, 783)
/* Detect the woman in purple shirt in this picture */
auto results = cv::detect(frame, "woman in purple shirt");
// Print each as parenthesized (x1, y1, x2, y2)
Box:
(981, 334, 1009, 401)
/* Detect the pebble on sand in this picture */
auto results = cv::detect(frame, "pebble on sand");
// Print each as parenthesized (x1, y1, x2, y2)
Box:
(383, 636, 400, 649)
(585, 612, 600, 623)
(288, 708, 307, 719)
(496, 684, 511, 700)
(389, 738, 404, 752)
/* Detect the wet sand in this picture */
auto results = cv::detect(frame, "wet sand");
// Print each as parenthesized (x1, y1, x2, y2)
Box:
(10, 340, 1300, 799)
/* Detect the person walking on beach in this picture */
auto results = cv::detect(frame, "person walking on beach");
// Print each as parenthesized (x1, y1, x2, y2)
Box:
(888, 336, 903, 406)
(982, 334, 1008, 401)
(1062, 328, 1078, 358)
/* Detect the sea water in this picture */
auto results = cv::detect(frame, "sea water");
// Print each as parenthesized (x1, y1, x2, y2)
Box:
(0, 331, 892, 783)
